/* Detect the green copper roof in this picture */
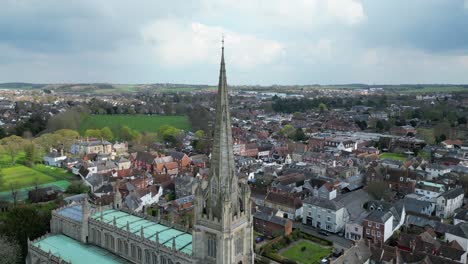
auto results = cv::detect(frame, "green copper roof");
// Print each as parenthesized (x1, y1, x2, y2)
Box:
(33, 234, 128, 263)
(419, 181, 445, 189)
(91, 209, 192, 255)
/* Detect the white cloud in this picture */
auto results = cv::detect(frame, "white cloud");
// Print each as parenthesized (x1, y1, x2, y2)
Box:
(200, 0, 365, 28)
(465, 0, 468, 9)
(355, 47, 468, 83)
(141, 19, 284, 68)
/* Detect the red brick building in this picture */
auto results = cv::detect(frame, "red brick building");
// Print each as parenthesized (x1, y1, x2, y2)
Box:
(253, 211, 293, 237)
(130, 151, 156, 172)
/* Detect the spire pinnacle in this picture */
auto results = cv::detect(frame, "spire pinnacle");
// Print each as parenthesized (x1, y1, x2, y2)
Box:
(221, 34, 224, 49)
(207, 35, 239, 219)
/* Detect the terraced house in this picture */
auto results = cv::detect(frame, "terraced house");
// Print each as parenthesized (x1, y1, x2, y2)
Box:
(27, 43, 254, 264)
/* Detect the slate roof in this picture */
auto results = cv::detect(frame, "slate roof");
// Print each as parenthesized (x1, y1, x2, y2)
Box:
(276, 173, 305, 186)
(335, 189, 370, 220)
(253, 211, 289, 226)
(333, 239, 371, 264)
(78, 139, 112, 147)
(396, 197, 432, 214)
(454, 208, 468, 222)
(86, 174, 108, 188)
(44, 151, 66, 158)
(170, 151, 186, 160)
(303, 196, 345, 211)
(366, 210, 393, 223)
(439, 244, 465, 261)
(440, 187, 464, 200)
(133, 151, 156, 164)
(447, 222, 468, 239)
(265, 192, 302, 209)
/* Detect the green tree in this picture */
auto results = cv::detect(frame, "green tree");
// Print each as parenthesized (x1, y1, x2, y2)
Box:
(65, 181, 90, 194)
(376, 120, 385, 132)
(318, 103, 328, 113)
(434, 121, 450, 139)
(279, 125, 295, 138)
(47, 108, 85, 131)
(157, 125, 182, 145)
(164, 192, 176, 201)
(84, 129, 102, 139)
(120, 126, 141, 142)
(54, 129, 79, 151)
(24, 142, 37, 167)
(0, 135, 27, 164)
(33, 133, 59, 153)
(140, 132, 158, 146)
(0, 205, 54, 261)
(194, 130, 205, 139)
(293, 128, 306, 141)
(100, 127, 114, 141)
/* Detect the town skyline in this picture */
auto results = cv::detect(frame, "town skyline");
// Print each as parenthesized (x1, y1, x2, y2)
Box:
(1, 1, 468, 85)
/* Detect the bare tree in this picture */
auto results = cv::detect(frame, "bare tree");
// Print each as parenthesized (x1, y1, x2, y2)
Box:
(0, 235, 21, 264)
(10, 182, 18, 208)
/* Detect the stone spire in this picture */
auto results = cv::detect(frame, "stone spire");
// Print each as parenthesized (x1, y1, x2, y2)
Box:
(208, 37, 239, 218)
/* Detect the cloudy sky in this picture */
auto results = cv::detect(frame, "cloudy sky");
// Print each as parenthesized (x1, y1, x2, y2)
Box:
(1, 0, 468, 85)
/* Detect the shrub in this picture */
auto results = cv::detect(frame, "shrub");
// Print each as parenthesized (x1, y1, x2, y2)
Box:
(283, 259, 298, 264)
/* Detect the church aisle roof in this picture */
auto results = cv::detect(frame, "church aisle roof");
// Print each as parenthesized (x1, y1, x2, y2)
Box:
(56, 204, 83, 222)
(91, 209, 192, 255)
(33, 234, 129, 263)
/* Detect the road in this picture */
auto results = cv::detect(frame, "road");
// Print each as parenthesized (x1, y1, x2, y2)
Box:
(294, 223, 353, 250)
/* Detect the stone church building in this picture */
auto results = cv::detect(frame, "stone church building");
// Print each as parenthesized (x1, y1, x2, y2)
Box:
(26, 42, 254, 264)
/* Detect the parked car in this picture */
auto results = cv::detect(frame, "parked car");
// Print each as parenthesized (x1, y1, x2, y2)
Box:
(255, 237, 264, 243)
(319, 230, 329, 236)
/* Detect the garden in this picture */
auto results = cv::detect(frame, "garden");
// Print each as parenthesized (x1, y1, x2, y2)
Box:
(259, 230, 332, 264)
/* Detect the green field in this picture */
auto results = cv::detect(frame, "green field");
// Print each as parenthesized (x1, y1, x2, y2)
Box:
(79, 114, 191, 134)
(91, 85, 216, 94)
(0, 165, 55, 191)
(0, 164, 75, 192)
(281, 240, 332, 264)
(379, 152, 408, 161)
(397, 86, 468, 94)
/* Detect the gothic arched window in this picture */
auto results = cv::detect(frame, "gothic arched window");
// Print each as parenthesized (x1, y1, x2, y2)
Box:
(235, 235, 243, 255)
(208, 235, 217, 258)
(144, 249, 151, 264)
(137, 246, 142, 261)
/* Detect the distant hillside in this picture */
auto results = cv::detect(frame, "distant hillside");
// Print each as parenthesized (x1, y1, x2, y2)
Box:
(0, 82, 46, 89)
(0, 82, 467, 94)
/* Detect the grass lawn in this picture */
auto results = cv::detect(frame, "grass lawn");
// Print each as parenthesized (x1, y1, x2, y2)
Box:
(0, 163, 75, 192)
(0, 165, 56, 191)
(0, 151, 26, 166)
(281, 240, 332, 264)
(379, 152, 408, 162)
(79, 114, 191, 134)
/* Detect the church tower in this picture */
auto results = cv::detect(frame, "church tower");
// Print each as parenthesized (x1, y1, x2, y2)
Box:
(193, 39, 254, 264)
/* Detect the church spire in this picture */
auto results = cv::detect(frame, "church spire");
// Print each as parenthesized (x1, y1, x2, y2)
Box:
(208, 37, 239, 218)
